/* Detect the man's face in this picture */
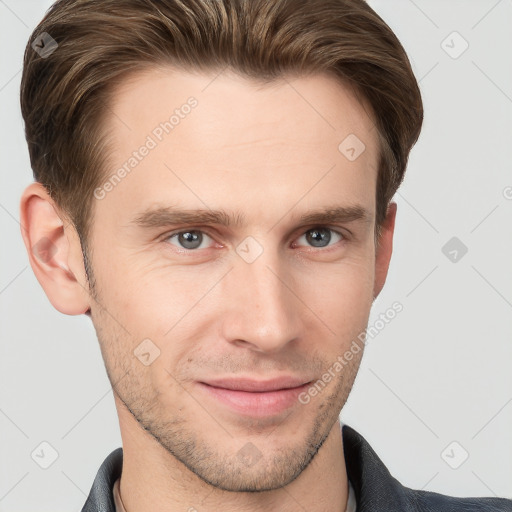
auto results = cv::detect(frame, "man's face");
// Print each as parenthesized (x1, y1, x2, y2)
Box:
(87, 67, 381, 491)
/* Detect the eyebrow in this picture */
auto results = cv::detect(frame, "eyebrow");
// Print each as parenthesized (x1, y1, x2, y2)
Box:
(130, 204, 372, 231)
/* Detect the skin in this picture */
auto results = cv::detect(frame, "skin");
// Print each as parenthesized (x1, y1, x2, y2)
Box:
(20, 66, 396, 511)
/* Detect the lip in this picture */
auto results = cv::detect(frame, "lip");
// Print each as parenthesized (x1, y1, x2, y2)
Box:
(197, 377, 312, 417)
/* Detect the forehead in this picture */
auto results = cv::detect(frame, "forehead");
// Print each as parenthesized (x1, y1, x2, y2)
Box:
(96, 66, 379, 228)
(106, 65, 377, 148)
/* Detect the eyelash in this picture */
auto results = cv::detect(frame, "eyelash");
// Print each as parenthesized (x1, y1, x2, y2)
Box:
(161, 226, 348, 253)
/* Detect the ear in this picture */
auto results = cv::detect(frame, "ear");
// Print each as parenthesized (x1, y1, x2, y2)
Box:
(19, 182, 91, 315)
(373, 201, 397, 299)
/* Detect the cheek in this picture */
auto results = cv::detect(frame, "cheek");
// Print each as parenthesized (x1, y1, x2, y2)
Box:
(95, 257, 193, 335)
(89, 252, 226, 386)
(296, 257, 375, 335)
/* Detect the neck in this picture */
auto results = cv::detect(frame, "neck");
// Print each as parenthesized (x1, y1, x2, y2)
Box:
(116, 405, 349, 512)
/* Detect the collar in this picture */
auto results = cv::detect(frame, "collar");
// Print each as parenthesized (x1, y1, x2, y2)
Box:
(80, 423, 407, 512)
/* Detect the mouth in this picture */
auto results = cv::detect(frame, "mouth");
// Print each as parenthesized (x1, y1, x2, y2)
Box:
(196, 377, 312, 417)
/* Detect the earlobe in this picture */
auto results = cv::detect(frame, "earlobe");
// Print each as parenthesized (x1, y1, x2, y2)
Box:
(19, 182, 91, 315)
(373, 201, 397, 300)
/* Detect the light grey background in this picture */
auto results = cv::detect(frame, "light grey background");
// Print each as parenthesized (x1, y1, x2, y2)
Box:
(1, 0, 511, 510)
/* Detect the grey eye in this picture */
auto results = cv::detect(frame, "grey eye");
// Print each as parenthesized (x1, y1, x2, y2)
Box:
(297, 228, 343, 248)
(167, 230, 213, 250)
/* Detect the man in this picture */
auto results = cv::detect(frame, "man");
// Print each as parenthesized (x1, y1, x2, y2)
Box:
(18, 0, 512, 510)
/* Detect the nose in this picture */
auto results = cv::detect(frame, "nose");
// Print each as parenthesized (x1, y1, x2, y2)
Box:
(220, 249, 304, 354)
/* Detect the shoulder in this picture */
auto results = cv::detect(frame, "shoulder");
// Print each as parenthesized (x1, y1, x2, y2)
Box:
(341, 424, 512, 512)
(406, 486, 512, 511)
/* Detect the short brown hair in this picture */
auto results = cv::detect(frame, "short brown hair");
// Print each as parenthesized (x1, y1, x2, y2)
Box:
(20, 0, 423, 251)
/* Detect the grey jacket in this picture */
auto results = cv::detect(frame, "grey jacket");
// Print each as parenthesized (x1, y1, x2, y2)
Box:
(81, 424, 512, 511)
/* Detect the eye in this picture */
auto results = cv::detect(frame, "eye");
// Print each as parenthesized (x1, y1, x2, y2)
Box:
(295, 227, 344, 249)
(165, 230, 215, 250)
(162, 226, 345, 252)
